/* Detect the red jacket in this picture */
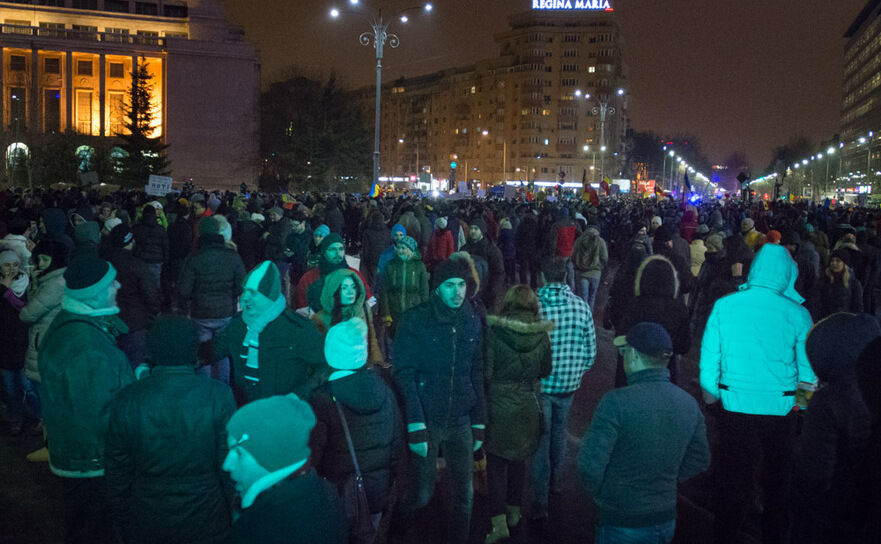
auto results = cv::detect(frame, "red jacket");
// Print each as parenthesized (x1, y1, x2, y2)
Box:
(556, 224, 578, 257)
(424, 230, 454, 270)
(294, 266, 372, 309)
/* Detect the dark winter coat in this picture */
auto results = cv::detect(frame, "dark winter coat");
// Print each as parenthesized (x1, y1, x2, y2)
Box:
(360, 216, 389, 288)
(132, 213, 169, 264)
(393, 296, 486, 427)
(215, 309, 326, 403)
(38, 310, 135, 476)
(106, 366, 236, 544)
(103, 247, 160, 331)
(813, 268, 863, 320)
(617, 256, 691, 356)
(225, 468, 347, 544)
(325, 203, 345, 235)
(515, 215, 539, 260)
(167, 215, 193, 263)
(310, 368, 404, 513)
(462, 236, 505, 311)
(794, 332, 874, 543)
(0, 287, 28, 371)
(178, 235, 246, 319)
(42, 208, 74, 252)
(424, 229, 454, 271)
(484, 313, 553, 461)
(497, 227, 516, 262)
(234, 219, 263, 271)
(284, 227, 312, 284)
(690, 250, 736, 337)
(263, 218, 292, 262)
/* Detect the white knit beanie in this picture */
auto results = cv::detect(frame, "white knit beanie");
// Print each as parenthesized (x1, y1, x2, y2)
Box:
(324, 318, 368, 380)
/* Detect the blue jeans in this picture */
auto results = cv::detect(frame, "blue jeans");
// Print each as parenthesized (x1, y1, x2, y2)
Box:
(595, 521, 676, 544)
(530, 392, 575, 513)
(577, 275, 601, 311)
(143, 262, 162, 294)
(193, 317, 232, 385)
(401, 416, 474, 544)
(1, 368, 41, 424)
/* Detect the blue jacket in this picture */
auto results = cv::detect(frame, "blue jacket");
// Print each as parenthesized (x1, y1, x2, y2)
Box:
(578, 368, 710, 527)
(700, 244, 816, 416)
(392, 296, 486, 428)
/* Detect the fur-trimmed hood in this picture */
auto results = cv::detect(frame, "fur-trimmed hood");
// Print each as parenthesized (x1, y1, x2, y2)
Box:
(487, 314, 555, 334)
(487, 313, 554, 353)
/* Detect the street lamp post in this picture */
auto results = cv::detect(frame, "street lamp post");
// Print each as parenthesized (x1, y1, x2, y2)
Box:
(331, 2, 432, 186)
(575, 88, 624, 183)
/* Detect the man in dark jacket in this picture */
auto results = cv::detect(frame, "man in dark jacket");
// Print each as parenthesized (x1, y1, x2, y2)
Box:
(178, 216, 246, 384)
(103, 224, 160, 369)
(132, 204, 169, 292)
(214, 261, 325, 404)
(463, 218, 505, 312)
(311, 318, 403, 541)
(262, 207, 292, 279)
(793, 313, 880, 543)
(579, 322, 709, 543)
(392, 258, 486, 544)
(106, 315, 236, 544)
(223, 394, 347, 544)
(283, 211, 312, 290)
(516, 211, 540, 289)
(166, 203, 193, 310)
(38, 255, 135, 544)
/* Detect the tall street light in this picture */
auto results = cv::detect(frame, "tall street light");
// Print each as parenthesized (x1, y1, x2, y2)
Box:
(331, 2, 433, 186)
(575, 87, 625, 182)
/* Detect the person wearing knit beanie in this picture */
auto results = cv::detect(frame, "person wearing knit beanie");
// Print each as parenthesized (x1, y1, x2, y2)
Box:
(241, 261, 283, 321)
(198, 216, 221, 238)
(398, 235, 418, 254)
(148, 314, 200, 367)
(63, 255, 118, 310)
(470, 217, 488, 237)
(224, 394, 316, 500)
(314, 224, 330, 239)
(391, 223, 406, 242)
(104, 217, 123, 233)
(324, 318, 368, 381)
(705, 233, 724, 253)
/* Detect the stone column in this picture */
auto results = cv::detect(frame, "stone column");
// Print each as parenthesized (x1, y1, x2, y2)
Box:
(30, 48, 38, 132)
(99, 53, 106, 135)
(65, 51, 73, 131)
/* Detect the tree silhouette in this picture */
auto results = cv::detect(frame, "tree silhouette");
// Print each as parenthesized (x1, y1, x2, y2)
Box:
(117, 58, 169, 187)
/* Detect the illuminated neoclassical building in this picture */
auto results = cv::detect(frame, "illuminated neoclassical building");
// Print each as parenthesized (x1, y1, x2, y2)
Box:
(0, 0, 259, 190)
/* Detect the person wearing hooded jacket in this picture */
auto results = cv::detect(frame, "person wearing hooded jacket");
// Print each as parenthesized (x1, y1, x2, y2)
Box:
(570, 226, 608, 310)
(310, 318, 404, 543)
(614, 255, 691, 387)
(483, 285, 553, 543)
(311, 268, 383, 366)
(700, 243, 816, 544)
(793, 313, 880, 544)
(462, 218, 505, 312)
(379, 235, 429, 339)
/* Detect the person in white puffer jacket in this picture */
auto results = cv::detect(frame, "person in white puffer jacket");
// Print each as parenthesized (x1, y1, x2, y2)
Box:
(700, 242, 815, 544)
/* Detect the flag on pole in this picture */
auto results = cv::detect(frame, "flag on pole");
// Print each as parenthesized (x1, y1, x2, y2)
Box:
(683, 172, 692, 192)
(600, 176, 611, 195)
(369, 184, 382, 198)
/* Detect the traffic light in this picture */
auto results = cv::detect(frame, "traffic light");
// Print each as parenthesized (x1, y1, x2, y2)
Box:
(450, 161, 457, 185)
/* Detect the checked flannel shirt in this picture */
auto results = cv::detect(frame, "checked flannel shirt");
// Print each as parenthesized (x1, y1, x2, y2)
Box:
(538, 283, 597, 395)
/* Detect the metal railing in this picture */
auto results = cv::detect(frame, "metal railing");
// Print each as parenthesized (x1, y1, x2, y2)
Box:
(1, 24, 165, 46)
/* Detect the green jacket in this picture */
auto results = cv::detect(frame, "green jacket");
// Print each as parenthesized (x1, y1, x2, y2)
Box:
(38, 310, 134, 477)
(379, 254, 429, 330)
(483, 313, 553, 461)
(215, 309, 326, 404)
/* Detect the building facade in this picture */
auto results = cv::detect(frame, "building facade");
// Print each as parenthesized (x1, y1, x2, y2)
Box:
(841, 0, 881, 186)
(355, 7, 628, 190)
(0, 0, 259, 190)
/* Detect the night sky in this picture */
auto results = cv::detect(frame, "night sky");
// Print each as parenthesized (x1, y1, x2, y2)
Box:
(225, 0, 866, 170)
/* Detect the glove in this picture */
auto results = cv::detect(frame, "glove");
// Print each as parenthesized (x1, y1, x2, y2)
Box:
(407, 422, 429, 458)
(472, 424, 485, 452)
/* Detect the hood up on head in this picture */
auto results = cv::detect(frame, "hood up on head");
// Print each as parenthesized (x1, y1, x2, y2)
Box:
(742, 243, 803, 304)
(634, 255, 679, 299)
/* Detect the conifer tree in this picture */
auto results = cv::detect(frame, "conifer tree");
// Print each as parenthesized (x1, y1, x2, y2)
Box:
(117, 58, 169, 187)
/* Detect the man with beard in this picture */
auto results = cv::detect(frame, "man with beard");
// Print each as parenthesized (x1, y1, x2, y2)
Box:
(294, 233, 371, 312)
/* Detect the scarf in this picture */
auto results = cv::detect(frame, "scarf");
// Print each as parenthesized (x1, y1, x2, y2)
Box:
(8, 272, 29, 299)
(241, 295, 287, 383)
(61, 295, 120, 317)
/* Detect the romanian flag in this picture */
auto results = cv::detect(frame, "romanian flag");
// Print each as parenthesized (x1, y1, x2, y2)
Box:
(600, 176, 611, 195)
(369, 184, 382, 198)
(684, 172, 692, 192)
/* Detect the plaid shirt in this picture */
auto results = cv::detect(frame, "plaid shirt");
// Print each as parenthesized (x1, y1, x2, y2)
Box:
(538, 283, 597, 394)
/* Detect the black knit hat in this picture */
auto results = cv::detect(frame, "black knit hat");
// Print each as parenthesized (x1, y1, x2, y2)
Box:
(470, 218, 488, 235)
(109, 224, 134, 248)
(149, 315, 200, 367)
(198, 216, 220, 237)
(319, 232, 345, 254)
(64, 256, 116, 301)
(831, 248, 851, 267)
(431, 258, 473, 296)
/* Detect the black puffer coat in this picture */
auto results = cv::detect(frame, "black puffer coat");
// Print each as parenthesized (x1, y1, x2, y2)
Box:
(484, 313, 553, 460)
(178, 234, 246, 319)
(132, 212, 169, 265)
(105, 366, 236, 544)
(310, 367, 404, 513)
(103, 247, 160, 331)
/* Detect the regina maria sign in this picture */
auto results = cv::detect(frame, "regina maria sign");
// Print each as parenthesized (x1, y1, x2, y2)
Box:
(532, 0, 614, 10)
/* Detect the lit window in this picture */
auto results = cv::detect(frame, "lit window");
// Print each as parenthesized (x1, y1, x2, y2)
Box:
(588, 66, 596, 73)
(470, 86, 476, 94)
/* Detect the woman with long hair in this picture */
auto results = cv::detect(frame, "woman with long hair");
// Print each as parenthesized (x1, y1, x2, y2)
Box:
(313, 268, 383, 366)
(483, 285, 554, 543)
(813, 249, 864, 320)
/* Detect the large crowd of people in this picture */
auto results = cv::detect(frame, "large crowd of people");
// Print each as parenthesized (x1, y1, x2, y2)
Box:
(1, 186, 880, 544)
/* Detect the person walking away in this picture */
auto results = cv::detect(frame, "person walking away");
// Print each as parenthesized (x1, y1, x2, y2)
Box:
(530, 257, 597, 519)
(214, 261, 326, 403)
(223, 394, 347, 544)
(516, 211, 540, 289)
(132, 204, 168, 295)
(700, 243, 816, 544)
(262, 207, 293, 281)
(360, 210, 389, 289)
(103, 224, 160, 370)
(615, 255, 691, 387)
(105, 316, 237, 544)
(463, 218, 505, 312)
(793, 312, 880, 544)
(570, 226, 608, 311)
(311, 318, 404, 543)
(392, 258, 486, 544)
(579, 322, 710, 544)
(483, 285, 554, 543)
(178, 216, 246, 384)
(38, 255, 135, 543)
(497, 218, 517, 286)
(741, 218, 766, 253)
